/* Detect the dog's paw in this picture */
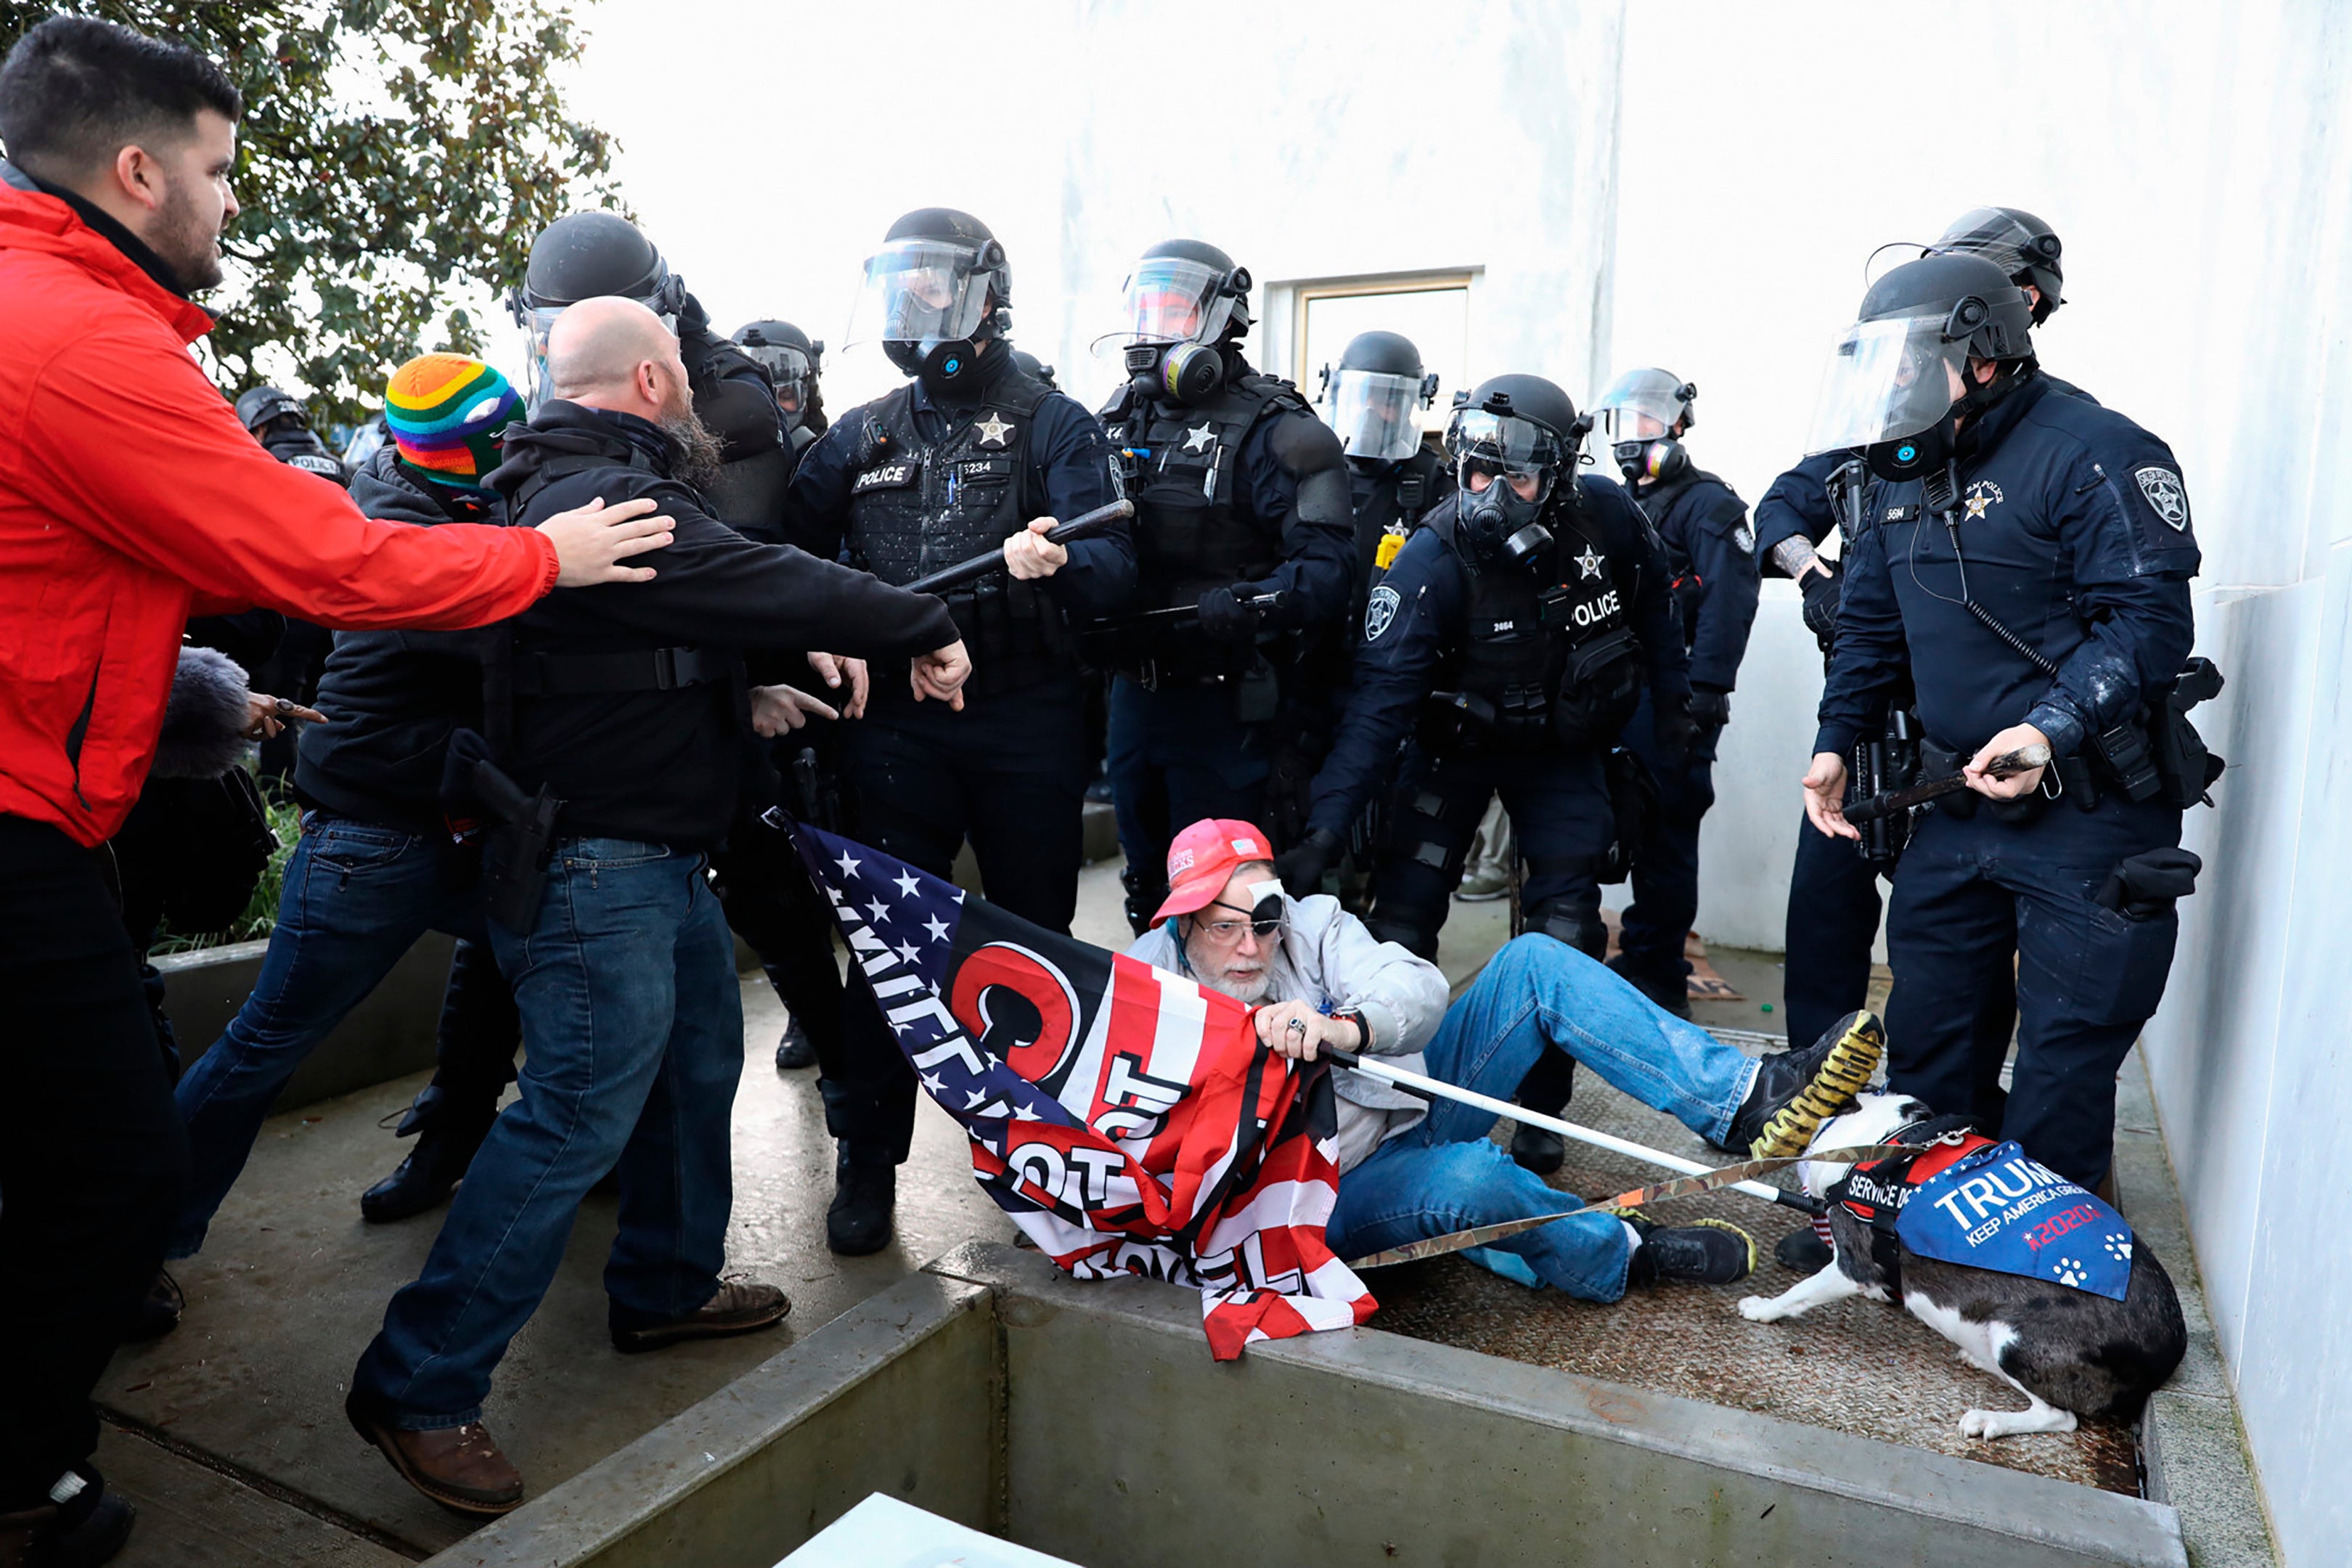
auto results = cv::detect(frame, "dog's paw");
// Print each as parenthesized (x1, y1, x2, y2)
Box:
(1738, 1295, 1784, 1322)
(1959, 1405, 2077, 1440)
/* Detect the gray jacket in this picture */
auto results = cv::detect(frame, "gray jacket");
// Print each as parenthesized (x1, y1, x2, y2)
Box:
(1127, 892, 1449, 1172)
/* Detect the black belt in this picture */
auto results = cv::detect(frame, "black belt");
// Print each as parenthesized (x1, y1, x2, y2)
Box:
(510, 645, 727, 698)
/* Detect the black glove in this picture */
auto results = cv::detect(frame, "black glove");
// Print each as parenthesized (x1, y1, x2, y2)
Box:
(1689, 686, 1731, 731)
(1651, 693, 1702, 767)
(1274, 828, 1342, 898)
(2095, 847, 2202, 920)
(1799, 560, 1842, 648)
(1196, 585, 1258, 643)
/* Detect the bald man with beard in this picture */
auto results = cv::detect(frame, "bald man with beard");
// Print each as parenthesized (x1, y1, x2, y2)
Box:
(345, 297, 972, 1516)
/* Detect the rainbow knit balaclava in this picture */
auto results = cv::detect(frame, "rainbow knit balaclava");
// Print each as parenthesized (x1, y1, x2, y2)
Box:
(383, 354, 524, 496)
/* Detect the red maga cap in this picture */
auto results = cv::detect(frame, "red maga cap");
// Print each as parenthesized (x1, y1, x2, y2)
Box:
(1151, 818, 1275, 923)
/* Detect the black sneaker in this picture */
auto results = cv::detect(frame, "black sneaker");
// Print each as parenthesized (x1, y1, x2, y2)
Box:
(825, 1152, 897, 1256)
(11, 1465, 137, 1567)
(121, 1269, 181, 1342)
(773, 1017, 817, 1071)
(1776, 1224, 1834, 1273)
(1720, 1010, 1885, 1159)
(1625, 1215, 1756, 1286)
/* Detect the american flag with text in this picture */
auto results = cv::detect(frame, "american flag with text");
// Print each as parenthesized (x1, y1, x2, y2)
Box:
(789, 822, 1374, 1359)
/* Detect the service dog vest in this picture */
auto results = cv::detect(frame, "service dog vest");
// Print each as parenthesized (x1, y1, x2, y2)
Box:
(1829, 1124, 2134, 1301)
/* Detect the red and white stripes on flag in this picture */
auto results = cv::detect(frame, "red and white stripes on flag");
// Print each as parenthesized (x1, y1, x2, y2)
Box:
(789, 822, 1375, 1360)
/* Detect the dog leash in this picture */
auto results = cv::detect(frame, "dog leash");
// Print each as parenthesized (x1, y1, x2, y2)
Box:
(1344, 1142, 1927, 1270)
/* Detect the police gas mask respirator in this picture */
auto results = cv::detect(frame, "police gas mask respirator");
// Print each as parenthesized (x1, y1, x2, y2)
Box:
(1095, 253, 1251, 407)
(1446, 404, 1572, 566)
(849, 237, 1010, 399)
(1592, 371, 1696, 487)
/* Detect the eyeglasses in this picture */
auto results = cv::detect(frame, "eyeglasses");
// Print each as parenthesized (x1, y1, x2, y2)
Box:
(1191, 894, 1286, 944)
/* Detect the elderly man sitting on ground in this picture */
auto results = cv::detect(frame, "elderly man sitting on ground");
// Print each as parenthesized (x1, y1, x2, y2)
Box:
(1126, 820, 1883, 1297)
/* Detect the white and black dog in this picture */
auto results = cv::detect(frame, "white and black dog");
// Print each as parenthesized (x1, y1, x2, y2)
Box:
(1737, 1092, 2187, 1440)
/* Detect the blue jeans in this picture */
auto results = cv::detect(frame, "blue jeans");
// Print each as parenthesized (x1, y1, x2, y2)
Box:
(351, 838, 741, 1428)
(171, 812, 491, 1259)
(1327, 934, 1757, 1302)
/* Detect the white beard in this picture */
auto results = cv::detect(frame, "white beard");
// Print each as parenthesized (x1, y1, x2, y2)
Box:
(1193, 963, 1274, 1006)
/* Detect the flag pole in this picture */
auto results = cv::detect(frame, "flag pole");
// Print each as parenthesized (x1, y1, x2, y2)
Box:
(1323, 1047, 1822, 1216)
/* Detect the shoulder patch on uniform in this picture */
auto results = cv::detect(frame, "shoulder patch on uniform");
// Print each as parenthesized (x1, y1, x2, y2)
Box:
(2134, 465, 2189, 531)
(1732, 520, 1756, 554)
(1365, 584, 1402, 642)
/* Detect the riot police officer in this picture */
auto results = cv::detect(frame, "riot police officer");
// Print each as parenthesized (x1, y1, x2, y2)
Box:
(1093, 238, 1355, 928)
(732, 319, 828, 464)
(1588, 369, 1759, 1016)
(1757, 206, 2077, 1093)
(1278, 374, 1695, 964)
(1803, 251, 2207, 1193)
(508, 211, 785, 533)
(788, 207, 1133, 1252)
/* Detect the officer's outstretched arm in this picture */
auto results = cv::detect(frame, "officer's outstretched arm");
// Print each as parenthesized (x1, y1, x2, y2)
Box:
(1302, 531, 1454, 843)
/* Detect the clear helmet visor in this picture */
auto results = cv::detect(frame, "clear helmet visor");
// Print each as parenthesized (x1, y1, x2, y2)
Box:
(1458, 457, 1556, 507)
(740, 343, 814, 412)
(1803, 313, 1971, 455)
(1090, 255, 1230, 353)
(1326, 368, 1425, 462)
(844, 239, 992, 350)
(1931, 206, 2049, 281)
(1446, 408, 1569, 470)
(1591, 369, 1686, 441)
(520, 301, 676, 412)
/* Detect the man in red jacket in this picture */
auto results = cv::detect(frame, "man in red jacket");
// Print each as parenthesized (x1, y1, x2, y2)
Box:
(0, 19, 677, 1561)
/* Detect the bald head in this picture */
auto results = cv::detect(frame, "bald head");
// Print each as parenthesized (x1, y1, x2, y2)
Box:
(546, 295, 690, 424)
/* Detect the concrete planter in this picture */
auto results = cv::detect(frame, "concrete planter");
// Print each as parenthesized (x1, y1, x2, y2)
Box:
(433, 1242, 2189, 1568)
(154, 932, 457, 1113)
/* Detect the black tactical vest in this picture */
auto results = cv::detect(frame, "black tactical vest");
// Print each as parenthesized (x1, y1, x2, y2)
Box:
(1347, 446, 1446, 629)
(1429, 489, 1637, 754)
(843, 366, 1071, 694)
(1100, 373, 1298, 611)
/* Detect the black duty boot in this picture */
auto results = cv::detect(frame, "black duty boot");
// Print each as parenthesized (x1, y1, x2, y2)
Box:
(1776, 1224, 1834, 1273)
(1507, 1050, 1576, 1175)
(362, 1086, 499, 1224)
(826, 1148, 897, 1256)
(121, 1268, 181, 1342)
(1607, 955, 1692, 1019)
(774, 1016, 817, 1071)
(1720, 1010, 1885, 1159)
(1623, 1215, 1756, 1287)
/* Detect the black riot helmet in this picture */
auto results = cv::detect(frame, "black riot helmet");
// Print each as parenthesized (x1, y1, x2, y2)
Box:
(733, 319, 824, 430)
(507, 212, 686, 407)
(1319, 331, 1440, 462)
(1807, 251, 2035, 483)
(1591, 367, 1698, 485)
(844, 207, 1012, 396)
(1932, 205, 2065, 324)
(1095, 238, 1253, 406)
(1444, 374, 1590, 565)
(1010, 348, 1060, 391)
(234, 384, 310, 439)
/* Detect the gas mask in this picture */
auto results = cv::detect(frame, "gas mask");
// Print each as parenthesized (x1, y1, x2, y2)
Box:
(886, 337, 989, 398)
(1613, 438, 1690, 486)
(1125, 341, 1225, 406)
(1458, 461, 1556, 566)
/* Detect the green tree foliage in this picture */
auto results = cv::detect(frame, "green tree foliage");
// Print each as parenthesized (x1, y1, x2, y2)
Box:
(0, 1, 621, 427)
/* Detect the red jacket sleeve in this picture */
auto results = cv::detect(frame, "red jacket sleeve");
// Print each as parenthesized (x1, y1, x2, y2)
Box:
(20, 323, 558, 629)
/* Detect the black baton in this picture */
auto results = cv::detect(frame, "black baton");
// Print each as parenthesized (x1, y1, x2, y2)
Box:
(899, 499, 1136, 597)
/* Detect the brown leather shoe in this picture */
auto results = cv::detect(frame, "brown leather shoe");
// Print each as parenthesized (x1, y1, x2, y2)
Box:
(345, 1393, 522, 1517)
(611, 1277, 790, 1354)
